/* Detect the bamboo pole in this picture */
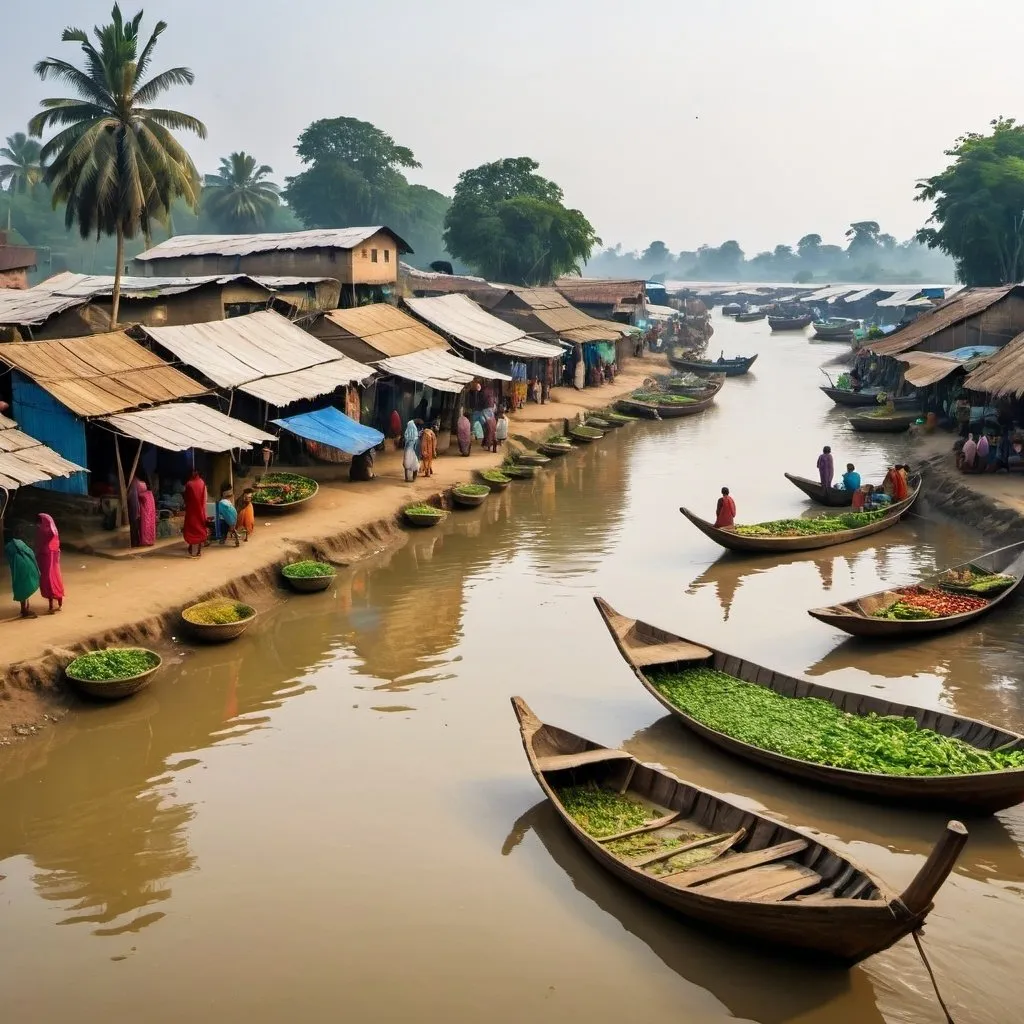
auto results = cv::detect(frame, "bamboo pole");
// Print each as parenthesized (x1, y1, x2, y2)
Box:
(113, 434, 128, 535)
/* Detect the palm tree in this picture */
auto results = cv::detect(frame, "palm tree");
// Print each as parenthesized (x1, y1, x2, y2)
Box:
(0, 133, 45, 194)
(29, 4, 206, 325)
(203, 152, 281, 232)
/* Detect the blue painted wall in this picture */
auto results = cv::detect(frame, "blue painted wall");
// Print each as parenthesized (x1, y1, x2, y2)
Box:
(11, 373, 89, 494)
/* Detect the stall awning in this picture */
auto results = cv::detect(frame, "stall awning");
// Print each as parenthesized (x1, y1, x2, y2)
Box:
(899, 347, 997, 387)
(271, 407, 384, 456)
(102, 403, 275, 453)
(241, 358, 372, 406)
(374, 349, 511, 393)
(0, 412, 86, 490)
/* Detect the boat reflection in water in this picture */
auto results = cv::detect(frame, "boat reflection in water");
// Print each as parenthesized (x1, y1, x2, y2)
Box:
(502, 801, 884, 1024)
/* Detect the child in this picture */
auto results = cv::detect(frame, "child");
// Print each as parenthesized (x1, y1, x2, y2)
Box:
(217, 486, 240, 547)
(235, 488, 255, 541)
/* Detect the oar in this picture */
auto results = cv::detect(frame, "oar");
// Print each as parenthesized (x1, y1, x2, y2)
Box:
(820, 367, 837, 388)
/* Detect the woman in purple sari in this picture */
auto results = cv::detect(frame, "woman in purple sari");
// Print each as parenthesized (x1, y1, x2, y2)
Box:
(457, 412, 472, 456)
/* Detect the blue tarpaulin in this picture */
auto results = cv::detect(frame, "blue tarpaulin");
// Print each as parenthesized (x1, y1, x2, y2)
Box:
(271, 407, 383, 456)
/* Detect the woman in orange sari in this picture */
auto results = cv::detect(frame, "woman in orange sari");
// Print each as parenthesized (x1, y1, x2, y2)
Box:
(235, 488, 255, 541)
(419, 422, 437, 477)
(882, 466, 908, 502)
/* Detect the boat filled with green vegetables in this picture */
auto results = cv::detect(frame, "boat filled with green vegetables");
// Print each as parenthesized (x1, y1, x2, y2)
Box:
(735, 509, 886, 537)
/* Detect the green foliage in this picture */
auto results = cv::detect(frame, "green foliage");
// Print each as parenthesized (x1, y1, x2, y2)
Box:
(66, 648, 159, 682)
(556, 784, 656, 837)
(0, 133, 44, 194)
(202, 152, 280, 232)
(916, 118, 1024, 285)
(283, 115, 451, 266)
(443, 157, 600, 284)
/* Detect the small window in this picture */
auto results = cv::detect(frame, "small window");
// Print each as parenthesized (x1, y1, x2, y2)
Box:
(371, 248, 378, 263)
(361, 248, 368, 258)
(384, 249, 390, 264)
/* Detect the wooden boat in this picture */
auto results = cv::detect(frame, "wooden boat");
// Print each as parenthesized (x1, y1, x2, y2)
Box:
(660, 374, 726, 398)
(617, 390, 718, 420)
(594, 597, 1024, 812)
(721, 302, 743, 316)
(784, 472, 854, 507)
(539, 441, 572, 457)
(667, 354, 757, 377)
(820, 386, 918, 410)
(679, 475, 921, 554)
(734, 309, 766, 323)
(512, 695, 967, 964)
(768, 313, 813, 331)
(809, 544, 1024, 638)
(503, 464, 537, 479)
(848, 410, 919, 433)
(812, 318, 859, 340)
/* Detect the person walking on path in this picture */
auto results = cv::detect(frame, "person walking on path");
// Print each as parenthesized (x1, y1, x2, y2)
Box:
(183, 469, 208, 557)
(419, 422, 437, 477)
(817, 445, 835, 489)
(714, 486, 736, 528)
(457, 412, 472, 456)
(5, 537, 40, 618)
(403, 419, 421, 482)
(35, 513, 64, 613)
(138, 482, 157, 547)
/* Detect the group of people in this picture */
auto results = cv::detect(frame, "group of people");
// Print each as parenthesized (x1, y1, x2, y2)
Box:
(815, 446, 910, 505)
(456, 407, 508, 460)
(957, 431, 1024, 473)
(180, 470, 255, 558)
(5, 513, 64, 619)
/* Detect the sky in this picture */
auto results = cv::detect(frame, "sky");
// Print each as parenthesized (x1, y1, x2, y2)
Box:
(1, 0, 1018, 255)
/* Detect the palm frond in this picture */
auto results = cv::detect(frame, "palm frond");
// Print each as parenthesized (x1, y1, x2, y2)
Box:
(132, 67, 196, 105)
(136, 107, 206, 138)
(134, 20, 168, 81)
(32, 57, 113, 107)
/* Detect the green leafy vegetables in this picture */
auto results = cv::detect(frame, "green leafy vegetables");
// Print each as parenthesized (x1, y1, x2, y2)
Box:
(281, 560, 336, 579)
(253, 472, 317, 505)
(404, 503, 446, 517)
(556, 784, 656, 837)
(453, 483, 489, 497)
(67, 649, 159, 682)
(479, 470, 511, 483)
(649, 666, 1024, 776)
(183, 600, 255, 625)
(631, 391, 697, 405)
(734, 509, 887, 537)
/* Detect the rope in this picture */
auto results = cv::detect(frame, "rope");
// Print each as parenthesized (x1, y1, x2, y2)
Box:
(912, 930, 957, 1024)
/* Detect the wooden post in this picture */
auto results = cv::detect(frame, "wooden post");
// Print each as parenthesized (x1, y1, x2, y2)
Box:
(900, 821, 968, 915)
(113, 434, 128, 535)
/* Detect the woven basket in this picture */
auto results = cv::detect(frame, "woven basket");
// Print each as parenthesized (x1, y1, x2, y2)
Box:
(66, 648, 162, 700)
(182, 601, 257, 643)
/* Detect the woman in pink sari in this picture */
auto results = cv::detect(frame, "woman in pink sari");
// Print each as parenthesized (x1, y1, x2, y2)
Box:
(35, 513, 64, 613)
(138, 482, 157, 546)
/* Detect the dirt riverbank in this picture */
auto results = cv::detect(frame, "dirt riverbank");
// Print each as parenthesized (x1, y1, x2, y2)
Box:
(0, 357, 669, 741)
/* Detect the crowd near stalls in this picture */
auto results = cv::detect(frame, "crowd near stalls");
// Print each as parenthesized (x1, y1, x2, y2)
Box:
(0, 225, 671, 562)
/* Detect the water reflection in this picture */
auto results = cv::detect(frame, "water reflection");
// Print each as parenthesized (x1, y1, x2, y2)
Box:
(502, 801, 882, 1024)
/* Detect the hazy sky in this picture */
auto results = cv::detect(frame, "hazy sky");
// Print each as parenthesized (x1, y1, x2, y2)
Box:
(1, 0, 1017, 254)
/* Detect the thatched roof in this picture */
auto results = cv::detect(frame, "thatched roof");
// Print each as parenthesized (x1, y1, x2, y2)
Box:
(964, 331, 1024, 397)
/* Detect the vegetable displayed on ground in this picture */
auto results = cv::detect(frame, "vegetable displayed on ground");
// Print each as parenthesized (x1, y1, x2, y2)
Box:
(253, 472, 317, 505)
(734, 509, 887, 537)
(281, 560, 336, 579)
(630, 390, 697, 405)
(570, 425, 605, 438)
(453, 483, 489, 497)
(605, 412, 638, 423)
(649, 666, 1024, 775)
(557, 783, 656, 837)
(182, 599, 255, 625)
(479, 470, 511, 483)
(938, 567, 1017, 594)
(66, 648, 160, 681)
(872, 586, 989, 620)
(404, 503, 446, 517)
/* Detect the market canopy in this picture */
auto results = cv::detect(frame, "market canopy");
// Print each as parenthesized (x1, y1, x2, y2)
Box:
(271, 407, 384, 456)
(141, 309, 374, 404)
(375, 349, 510, 392)
(405, 294, 563, 360)
(0, 331, 208, 417)
(102, 403, 275, 453)
(899, 347, 997, 388)
(964, 332, 1024, 397)
(322, 303, 449, 359)
(0, 412, 86, 490)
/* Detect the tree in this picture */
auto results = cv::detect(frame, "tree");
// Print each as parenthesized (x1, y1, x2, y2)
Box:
(916, 118, 1024, 285)
(202, 152, 280, 232)
(443, 157, 600, 284)
(0, 133, 44, 195)
(796, 233, 822, 259)
(29, 4, 205, 325)
(845, 221, 881, 257)
(641, 240, 671, 267)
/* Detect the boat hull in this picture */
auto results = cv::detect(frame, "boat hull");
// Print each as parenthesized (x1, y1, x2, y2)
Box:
(592, 598, 1024, 813)
(848, 412, 918, 433)
(769, 315, 812, 331)
(734, 311, 766, 323)
(784, 472, 854, 507)
(680, 477, 920, 554)
(820, 387, 918, 411)
(668, 354, 757, 377)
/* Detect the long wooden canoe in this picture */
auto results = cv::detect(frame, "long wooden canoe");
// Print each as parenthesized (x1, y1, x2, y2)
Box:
(657, 373, 726, 398)
(808, 544, 1024, 638)
(668, 354, 757, 377)
(734, 309, 766, 323)
(848, 411, 919, 433)
(512, 695, 966, 965)
(783, 472, 854, 507)
(820, 386, 918, 411)
(768, 314, 812, 331)
(617, 389, 719, 420)
(594, 597, 1024, 812)
(680, 475, 921, 554)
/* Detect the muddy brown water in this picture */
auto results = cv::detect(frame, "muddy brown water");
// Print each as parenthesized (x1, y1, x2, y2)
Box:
(2, 312, 1024, 1023)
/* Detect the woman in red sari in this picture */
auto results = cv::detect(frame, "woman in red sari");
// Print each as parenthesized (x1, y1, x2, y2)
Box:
(714, 486, 736, 528)
(183, 470, 208, 557)
(35, 513, 64, 613)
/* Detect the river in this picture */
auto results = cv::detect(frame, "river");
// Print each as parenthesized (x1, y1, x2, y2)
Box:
(2, 312, 1023, 1023)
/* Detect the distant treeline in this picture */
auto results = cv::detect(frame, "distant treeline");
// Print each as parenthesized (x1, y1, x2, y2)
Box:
(585, 222, 955, 284)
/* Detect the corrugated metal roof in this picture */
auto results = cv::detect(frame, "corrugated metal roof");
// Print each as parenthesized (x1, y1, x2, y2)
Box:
(508, 288, 570, 311)
(323, 304, 447, 357)
(877, 288, 925, 307)
(375, 349, 510, 392)
(867, 287, 1017, 357)
(135, 227, 411, 262)
(528, 306, 620, 342)
(102, 403, 275, 453)
(0, 412, 85, 489)
(142, 310, 374, 401)
(40, 272, 338, 299)
(0, 332, 208, 417)
(964, 331, 1024, 397)
(899, 350, 991, 387)
(405, 294, 530, 352)
(0, 287, 87, 326)
(497, 337, 565, 358)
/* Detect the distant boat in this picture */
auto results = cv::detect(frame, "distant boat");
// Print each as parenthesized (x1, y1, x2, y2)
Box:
(819, 386, 919, 410)
(813, 318, 861, 340)
(769, 313, 813, 331)
(721, 303, 743, 316)
(735, 308, 767, 323)
(668, 353, 758, 377)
